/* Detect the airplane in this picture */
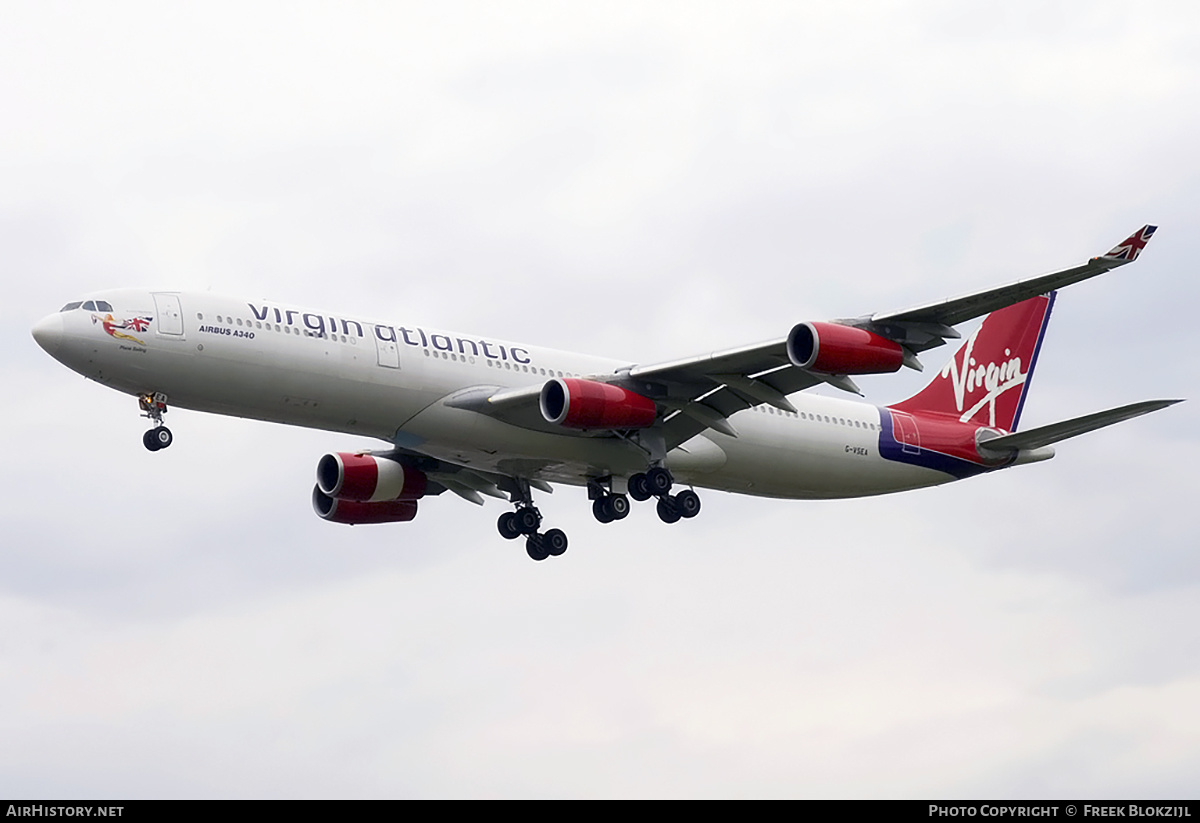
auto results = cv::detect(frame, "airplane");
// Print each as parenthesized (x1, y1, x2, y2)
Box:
(30, 225, 1180, 561)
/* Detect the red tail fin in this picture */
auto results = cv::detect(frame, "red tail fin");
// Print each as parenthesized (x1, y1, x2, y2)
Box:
(890, 294, 1055, 431)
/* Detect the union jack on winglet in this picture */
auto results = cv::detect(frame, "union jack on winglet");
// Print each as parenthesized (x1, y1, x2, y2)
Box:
(1101, 225, 1157, 262)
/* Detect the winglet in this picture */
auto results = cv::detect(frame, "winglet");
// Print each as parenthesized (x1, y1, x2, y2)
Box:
(1099, 225, 1157, 263)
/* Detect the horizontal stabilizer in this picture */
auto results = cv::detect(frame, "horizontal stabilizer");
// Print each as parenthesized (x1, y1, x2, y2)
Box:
(978, 399, 1182, 453)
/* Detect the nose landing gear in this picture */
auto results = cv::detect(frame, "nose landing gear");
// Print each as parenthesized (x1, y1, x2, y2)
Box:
(139, 392, 173, 452)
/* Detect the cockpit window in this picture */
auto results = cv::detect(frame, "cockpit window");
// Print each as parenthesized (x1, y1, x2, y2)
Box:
(82, 301, 96, 311)
(60, 302, 83, 312)
(95, 300, 113, 312)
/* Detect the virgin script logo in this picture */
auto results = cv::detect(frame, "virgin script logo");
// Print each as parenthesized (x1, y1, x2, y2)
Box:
(941, 327, 1027, 427)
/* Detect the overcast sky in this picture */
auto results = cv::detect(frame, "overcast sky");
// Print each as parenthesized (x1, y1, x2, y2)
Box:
(3, 0, 1199, 799)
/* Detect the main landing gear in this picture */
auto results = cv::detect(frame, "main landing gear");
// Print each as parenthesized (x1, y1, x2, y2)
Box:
(139, 392, 173, 452)
(497, 468, 702, 562)
(497, 479, 568, 562)
(594, 467, 702, 526)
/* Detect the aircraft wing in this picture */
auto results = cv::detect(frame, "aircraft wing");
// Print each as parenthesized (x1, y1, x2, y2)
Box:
(613, 225, 1159, 447)
(614, 341, 822, 444)
(449, 226, 1158, 450)
(368, 443, 554, 506)
(442, 383, 557, 434)
(848, 225, 1158, 353)
(439, 343, 820, 447)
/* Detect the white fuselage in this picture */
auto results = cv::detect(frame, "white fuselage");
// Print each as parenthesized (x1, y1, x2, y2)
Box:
(35, 289, 957, 499)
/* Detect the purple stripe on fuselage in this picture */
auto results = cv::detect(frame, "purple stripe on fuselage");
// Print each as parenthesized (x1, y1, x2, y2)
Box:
(876, 408, 990, 481)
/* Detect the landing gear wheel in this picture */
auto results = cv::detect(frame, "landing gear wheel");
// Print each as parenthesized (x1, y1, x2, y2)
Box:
(543, 528, 568, 557)
(497, 512, 521, 540)
(143, 427, 172, 451)
(629, 473, 652, 502)
(526, 535, 549, 562)
(593, 494, 630, 523)
(656, 496, 681, 524)
(593, 498, 615, 524)
(675, 489, 701, 519)
(647, 466, 673, 496)
(515, 507, 541, 536)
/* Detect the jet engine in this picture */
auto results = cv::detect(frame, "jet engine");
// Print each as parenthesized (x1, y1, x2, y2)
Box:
(312, 486, 418, 524)
(539, 378, 657, 430)
(316, 452, 428, 502)
(787, 322, 904, 374)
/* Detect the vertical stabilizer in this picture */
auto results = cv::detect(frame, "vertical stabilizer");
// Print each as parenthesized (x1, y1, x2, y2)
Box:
(889, 293, 1055, 431)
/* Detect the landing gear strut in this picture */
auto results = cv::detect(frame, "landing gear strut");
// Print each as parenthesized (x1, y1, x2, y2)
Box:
(497, 478, 569, 561)
(139, 392, 173, 452)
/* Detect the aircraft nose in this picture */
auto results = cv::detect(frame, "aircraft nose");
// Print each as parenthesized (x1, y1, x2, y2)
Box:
(31, 312, 64, 358)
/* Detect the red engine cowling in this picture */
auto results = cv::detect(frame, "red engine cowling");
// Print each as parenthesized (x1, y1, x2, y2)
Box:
(787, 322, 904, 374)
(539, 378, 657, 430)
(312, 486, 418, 524)
(316, 452, 427, 502)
